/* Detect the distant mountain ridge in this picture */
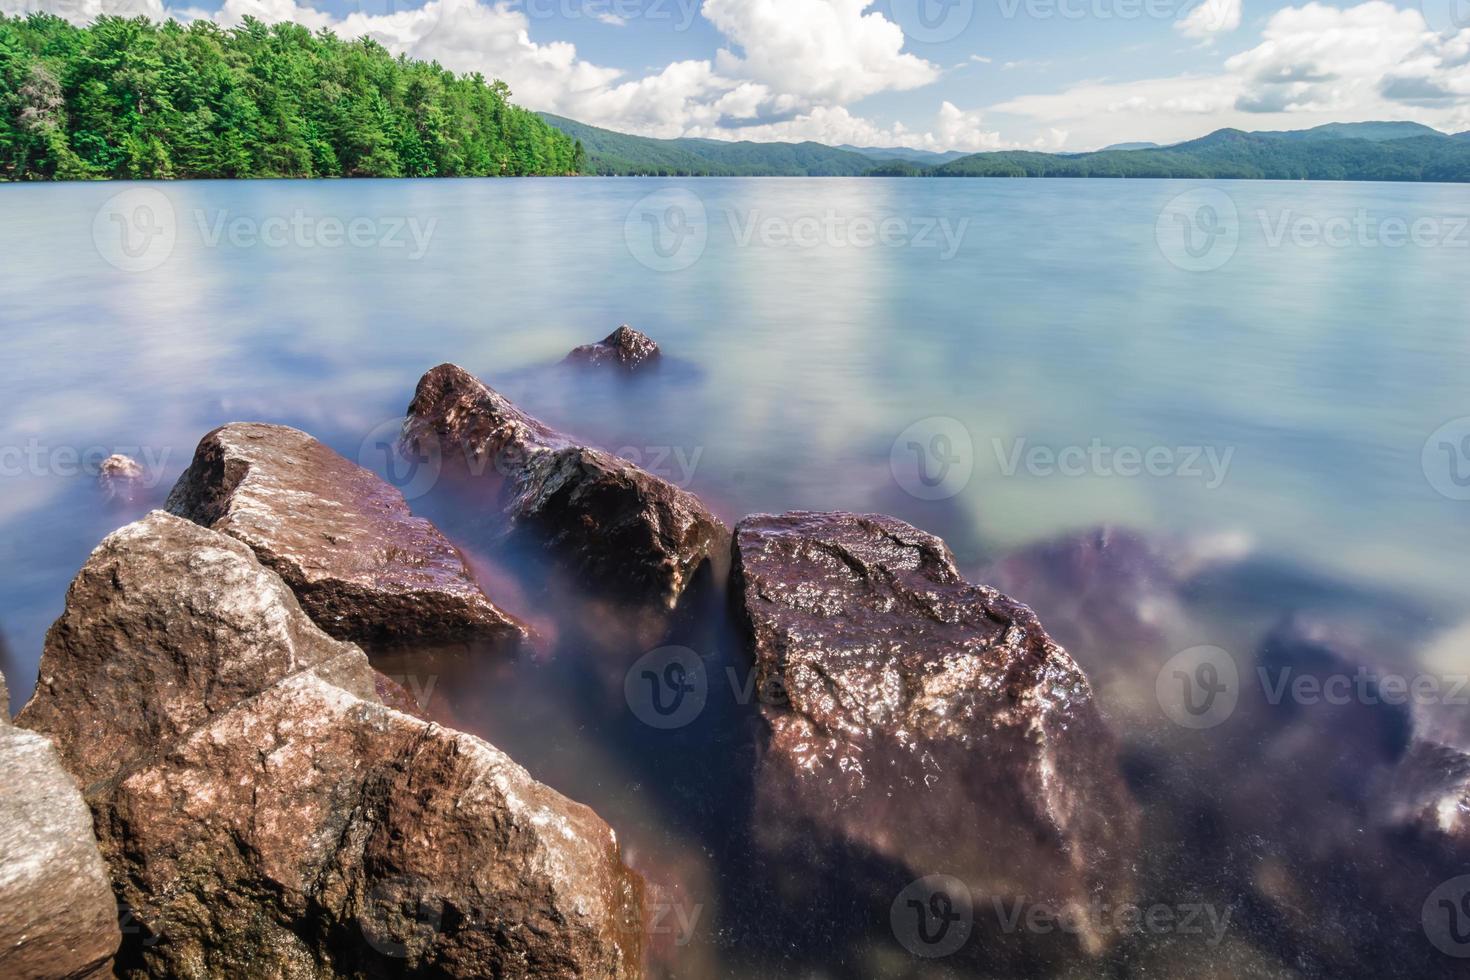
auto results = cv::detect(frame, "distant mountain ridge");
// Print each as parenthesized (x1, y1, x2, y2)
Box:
(540, 115, 1470, 182)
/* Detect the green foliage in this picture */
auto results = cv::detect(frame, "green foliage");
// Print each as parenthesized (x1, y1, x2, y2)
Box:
(541, 113, 885, 176)
(0, 13, 580, 179)
(931, 129, 1470, 182)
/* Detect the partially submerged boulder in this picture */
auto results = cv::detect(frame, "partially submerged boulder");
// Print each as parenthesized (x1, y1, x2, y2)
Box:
(19, 513, 644, 978)
(731, 512, 1140, 955)
(403, 364, 727, 609)
(0, 670, 120, 980)
(98, 453, 146, 504)
(566, 325, 661, 372)
(166, 423, 528, 653)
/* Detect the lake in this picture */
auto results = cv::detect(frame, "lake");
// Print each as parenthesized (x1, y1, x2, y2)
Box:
(3, 177, 1470, 977)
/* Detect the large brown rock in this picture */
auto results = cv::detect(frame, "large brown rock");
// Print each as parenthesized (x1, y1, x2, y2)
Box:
(19, 512, 644, 979)
(403, 364, 727, 609)
(565, 325, 661, 372)
(166, 422, 527, 653)
(731, 512, 1140, 955)
(0, 670, 121, 980)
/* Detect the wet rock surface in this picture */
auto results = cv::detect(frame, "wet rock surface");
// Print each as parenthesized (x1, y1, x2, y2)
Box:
(403, 364, 728, 609)
(19, 512, 645, 979)
(731, 511, 1141, 954)
(98, 453, 146, 504)
(566, 325, 662, 372)
(0, 670, 120, 980)
(166, 422, 527, 653)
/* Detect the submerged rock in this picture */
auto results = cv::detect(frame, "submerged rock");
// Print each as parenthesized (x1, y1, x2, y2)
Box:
(566, 325, 662, 372)
(98, 453, 146, 504)
(0, 670, 120, 980)
(19, 513, 645, 979)
(731, 512, 1140, 955)
(166, 423, 528, 653)
(403, 364, 727, 609)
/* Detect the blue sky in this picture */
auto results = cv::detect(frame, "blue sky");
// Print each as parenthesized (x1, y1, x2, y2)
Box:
(10, 0, 1470, 149)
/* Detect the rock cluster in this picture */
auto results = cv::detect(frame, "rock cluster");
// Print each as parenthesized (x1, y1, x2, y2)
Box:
(166, 423, 528, 653)
(403, 364, 727, 609)
(731, 511, 1141, 954)
(18, 512, 644, 979)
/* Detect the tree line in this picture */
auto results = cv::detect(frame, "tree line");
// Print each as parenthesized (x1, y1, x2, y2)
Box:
(0, 13, 585, 180)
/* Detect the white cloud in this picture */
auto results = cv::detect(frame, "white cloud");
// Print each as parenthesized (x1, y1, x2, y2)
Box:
(1175, 0, 1241, 39)
(993, 3, 1470, 148)
(702, 0, 939, 104)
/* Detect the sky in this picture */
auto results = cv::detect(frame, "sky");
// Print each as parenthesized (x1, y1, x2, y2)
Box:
(7, 0, 1470, 151)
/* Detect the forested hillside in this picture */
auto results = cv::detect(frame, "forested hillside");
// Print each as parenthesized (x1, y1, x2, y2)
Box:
(0, 13, 583, 179)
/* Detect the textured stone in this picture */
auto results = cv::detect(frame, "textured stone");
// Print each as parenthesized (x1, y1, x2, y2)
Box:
(98, 453, 146, 504)
(403, 364, 727, 609)
(1, 672, 120, 980)
(565, 325, 661, 372)
(166, 422, 527, 652)
(732, 512, 1140, 954)
(19, 512, 644, 979)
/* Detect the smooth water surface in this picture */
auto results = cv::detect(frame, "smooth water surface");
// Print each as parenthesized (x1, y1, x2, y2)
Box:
(3, 177, 1470, 977)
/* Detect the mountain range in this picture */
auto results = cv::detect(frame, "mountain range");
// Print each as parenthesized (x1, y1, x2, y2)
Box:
(541, 117, 1470, 182)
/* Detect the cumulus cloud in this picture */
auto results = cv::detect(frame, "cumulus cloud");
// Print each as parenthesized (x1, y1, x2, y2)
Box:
(1175, 0, 1241, 39)
(703, 0, 939, 104)
(994, 2, 1470, 148)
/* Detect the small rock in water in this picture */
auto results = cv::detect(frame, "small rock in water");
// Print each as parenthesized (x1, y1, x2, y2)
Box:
(1, 669, 121, 980)
(403, 364, 727, 609)
(19, 512, 645, 979)
(98, 452, 145, 503)
(565, 324, 662, 372)
(731, 511, 1141, 956)
(166, 422, 529, 653)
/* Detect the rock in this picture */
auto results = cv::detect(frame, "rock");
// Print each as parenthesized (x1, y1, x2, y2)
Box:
(19, 513, 645, 978)
(98, 453, 146, 504)
(565, 325, 661, 372)
(403, 364, 727, 609)
(730, 512, 1140, 955)
(165, 423, 528, 653)
(982, 526, 1249, 679)
(1, 671, 121, 980)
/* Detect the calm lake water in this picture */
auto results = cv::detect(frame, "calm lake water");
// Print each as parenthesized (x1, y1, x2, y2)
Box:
(3, 177, 1470, 977)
